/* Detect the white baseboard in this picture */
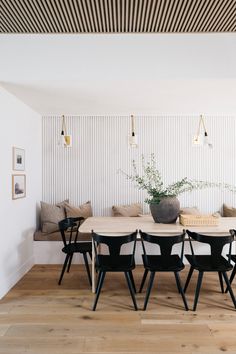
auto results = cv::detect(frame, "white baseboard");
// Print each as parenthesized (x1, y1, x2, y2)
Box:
(0, 256, 34, 299)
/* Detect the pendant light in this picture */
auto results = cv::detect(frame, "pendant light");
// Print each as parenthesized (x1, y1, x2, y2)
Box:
(129, 114, 138, 148)
(193, 115, 212, 149)
(59, 115, 72, 148)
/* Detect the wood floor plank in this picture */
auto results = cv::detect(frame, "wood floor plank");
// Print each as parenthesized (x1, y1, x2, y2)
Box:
(0, 265, 236, 353)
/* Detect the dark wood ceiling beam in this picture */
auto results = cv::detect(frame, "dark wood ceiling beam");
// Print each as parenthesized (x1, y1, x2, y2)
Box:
(198, 0, 222, 32)
(172, 0, 188, 32)
(0, 4, 19, 32)
(4, 0, 29, 32)
(194, 0, 215, 32)
(1, 0, 236, 33)
(221, 7, 236, 31)
(71, 0, 85, 32)
(30, 0, 50, 32)
(0, 13, 15, 32)
(181, 0, 198, 32)
(209, 0, 234, 32)
(154, 0, 166, 32)
(175, 0, 194, 32)
(159, 0, 173, 32)
(164, 0, 180, 32)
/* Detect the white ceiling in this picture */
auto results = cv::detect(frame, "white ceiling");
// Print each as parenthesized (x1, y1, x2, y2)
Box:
(1, 33, 236, 115)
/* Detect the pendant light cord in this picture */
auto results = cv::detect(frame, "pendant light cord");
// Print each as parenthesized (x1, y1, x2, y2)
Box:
(61, 115, 67, 136)
(196, 115, 207, 136)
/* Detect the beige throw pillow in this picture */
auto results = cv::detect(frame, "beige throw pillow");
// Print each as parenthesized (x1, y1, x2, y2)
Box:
(180, 207, 201, 215)
(64, 201, 93, 219)
(223, 204, 236, 217)
(112, 203, 142, 217)
(41, 200, 67, 233)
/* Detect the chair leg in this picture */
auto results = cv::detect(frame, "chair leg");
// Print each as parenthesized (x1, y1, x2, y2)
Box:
(58, 254, 70, 285)
(174, 272, 189, 311)
(139, 269, 148, 293)
(129, 271, 136, 293)
(124, 272, 138, 311)
(88, 251, 92, 260)
(193, 271, 204, 311)
(92, 271, 106, 311)
(174, 272, 181, 293)
(83, 252, 92, 286)
(225, 266, 236, 293)
(222, 272, 236, 309)
(218, 272, 224, 293)
(67, 254, 73, 273)
(143, 271, 155, 311)
(95, 270, 102, 293)
(184, 266, 194, 293)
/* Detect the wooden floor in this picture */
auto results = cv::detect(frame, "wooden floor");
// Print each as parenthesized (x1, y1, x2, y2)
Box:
(1, 265, 236, 354)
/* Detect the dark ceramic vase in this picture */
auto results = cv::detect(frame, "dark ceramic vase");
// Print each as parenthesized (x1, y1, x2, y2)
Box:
(149, 197, 180, 223)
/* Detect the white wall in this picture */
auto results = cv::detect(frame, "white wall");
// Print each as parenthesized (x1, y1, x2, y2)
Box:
(42, 115, 236, 215)
(0, 86, 42, 299)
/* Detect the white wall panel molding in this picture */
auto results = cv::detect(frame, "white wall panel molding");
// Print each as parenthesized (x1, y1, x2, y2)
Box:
(42, 115, 236, 216)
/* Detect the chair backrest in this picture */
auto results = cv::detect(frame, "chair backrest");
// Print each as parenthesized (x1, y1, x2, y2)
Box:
(140, 230, 186, 261)
(58, 217, 84, 247)
(92, 230, 138, 259)
(186, 229, 234, 261)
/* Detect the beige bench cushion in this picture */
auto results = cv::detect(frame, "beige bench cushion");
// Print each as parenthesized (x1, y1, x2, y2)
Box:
(34, 230, 91, 242)
(40, 200, 68, 233)
(223, 203, 236, 217)
(64, 201, 92, 219)
(112, 203, 142, 217)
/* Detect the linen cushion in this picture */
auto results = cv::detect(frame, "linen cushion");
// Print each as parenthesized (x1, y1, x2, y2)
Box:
(64, 201, 93, 219)
(223, 203, 236, 217)
(180, 207, 201, 215)
(112, 203, 142, 217)
(41, 200, 67, 233)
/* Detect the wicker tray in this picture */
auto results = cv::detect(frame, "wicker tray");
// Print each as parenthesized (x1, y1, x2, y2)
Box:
(179, 214, 220, 226)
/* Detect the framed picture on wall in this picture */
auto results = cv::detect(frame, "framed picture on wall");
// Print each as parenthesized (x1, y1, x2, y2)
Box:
(12, 174, 26, 199)
(13, 147, 25, 171)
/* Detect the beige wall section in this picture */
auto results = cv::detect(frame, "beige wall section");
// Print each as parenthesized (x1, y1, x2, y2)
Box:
(0, 86, 42, 299)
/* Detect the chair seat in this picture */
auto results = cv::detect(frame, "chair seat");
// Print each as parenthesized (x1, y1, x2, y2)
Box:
(96, 255, 135, 272)
(142, 254, 185, 272)
(185, 254, 233, 272)
(62, 242, 92, 254)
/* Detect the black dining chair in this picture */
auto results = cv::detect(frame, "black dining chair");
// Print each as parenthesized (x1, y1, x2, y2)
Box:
(225, 229, 236, 293)
(58, 217, 92, 286)
(184, 229, 236, 311)
(139, 230, 188, 311)
(92, 230, 138, 311)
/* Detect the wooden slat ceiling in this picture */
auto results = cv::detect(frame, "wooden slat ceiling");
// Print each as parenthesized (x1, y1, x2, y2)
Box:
(1, 0, 236, 33)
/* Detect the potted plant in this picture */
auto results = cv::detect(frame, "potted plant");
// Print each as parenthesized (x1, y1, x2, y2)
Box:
(122, 154, 236, 223)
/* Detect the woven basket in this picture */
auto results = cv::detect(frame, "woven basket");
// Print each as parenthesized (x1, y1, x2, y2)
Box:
(179, 214, 219, 226)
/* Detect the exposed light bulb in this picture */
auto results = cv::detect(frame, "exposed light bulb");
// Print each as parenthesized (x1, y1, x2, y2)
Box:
(129, 115, 138, 148)
(203, 131, 213, 149)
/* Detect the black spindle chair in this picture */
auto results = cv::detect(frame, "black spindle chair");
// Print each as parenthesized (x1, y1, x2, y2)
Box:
(225, 229, 236, 293)
(184, 229, 236, 311)
(139, 230, 188, 311)
(92, 230, 138, 311)
(58, 217, 92, 286)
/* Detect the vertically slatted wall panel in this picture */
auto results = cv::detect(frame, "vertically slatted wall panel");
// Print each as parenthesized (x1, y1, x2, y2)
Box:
(42, 116, 236, 215)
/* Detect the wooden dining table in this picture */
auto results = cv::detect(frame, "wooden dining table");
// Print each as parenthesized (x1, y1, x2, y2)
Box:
(79, 216, 236, 292)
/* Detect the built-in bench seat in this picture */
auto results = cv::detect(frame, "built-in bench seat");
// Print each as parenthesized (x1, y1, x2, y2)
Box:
(34, 230, 91, 242)
(33, 230, 91, 264)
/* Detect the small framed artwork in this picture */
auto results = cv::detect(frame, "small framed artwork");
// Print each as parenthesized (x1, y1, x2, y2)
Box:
(12, 174, 26, 199)
(13, 147, 25, 171)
